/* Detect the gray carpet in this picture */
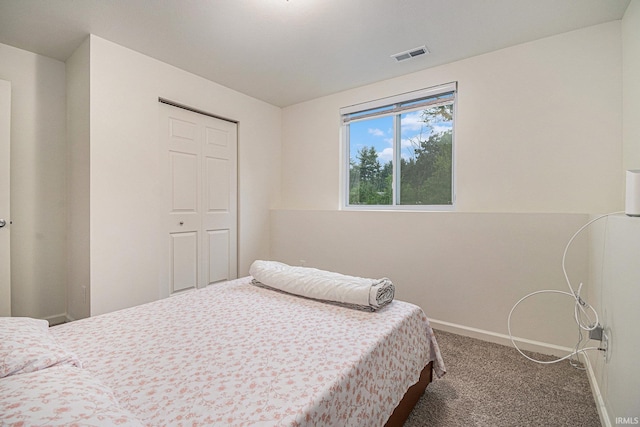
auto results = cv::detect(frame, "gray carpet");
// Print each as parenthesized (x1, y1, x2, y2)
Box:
(405, 330, 601, 426)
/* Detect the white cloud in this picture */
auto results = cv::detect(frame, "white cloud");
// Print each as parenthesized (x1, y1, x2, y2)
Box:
(431, 124, 452, 134)
(375, 138, 420, 163)
(368, 128, 385, 137)
(400, 111, 425, 132)
(377, 147, 394, 163)
(401, 111, 453, 136)
(400, 138, 414, 149)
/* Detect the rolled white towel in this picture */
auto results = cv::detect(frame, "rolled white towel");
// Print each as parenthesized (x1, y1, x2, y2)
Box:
(249, 260, 394, 310)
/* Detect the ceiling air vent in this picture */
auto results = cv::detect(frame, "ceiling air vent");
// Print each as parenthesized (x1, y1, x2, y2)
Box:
(391, 45, 429, 62)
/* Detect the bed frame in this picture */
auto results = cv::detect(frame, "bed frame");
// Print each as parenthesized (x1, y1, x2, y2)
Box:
(385, 362, 433, 427)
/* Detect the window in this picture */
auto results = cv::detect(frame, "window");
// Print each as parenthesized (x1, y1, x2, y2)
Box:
(341, 82, 456, 209)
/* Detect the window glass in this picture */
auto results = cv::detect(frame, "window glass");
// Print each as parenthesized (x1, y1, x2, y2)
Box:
(343, 83, 456, 209)
(399, 104, 453, 205)
(348, 116, 393, 205)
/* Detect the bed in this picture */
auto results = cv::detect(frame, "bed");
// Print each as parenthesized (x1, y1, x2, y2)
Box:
(1, 275, 445, 426)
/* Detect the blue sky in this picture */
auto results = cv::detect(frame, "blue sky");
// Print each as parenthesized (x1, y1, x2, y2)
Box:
(348, 110, 451, 166)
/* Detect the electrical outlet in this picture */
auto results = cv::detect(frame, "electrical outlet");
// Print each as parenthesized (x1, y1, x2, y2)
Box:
(602, 329, 612, 363)
(589, 324, 604, 341)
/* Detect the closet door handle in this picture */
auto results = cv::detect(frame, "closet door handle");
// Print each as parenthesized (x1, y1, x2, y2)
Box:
(0, 219, 6, 228)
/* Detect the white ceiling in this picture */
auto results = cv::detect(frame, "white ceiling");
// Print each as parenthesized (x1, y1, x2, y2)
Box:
(0, 0, 631, 107)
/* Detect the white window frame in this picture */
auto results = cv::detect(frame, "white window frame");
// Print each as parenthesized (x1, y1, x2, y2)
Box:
(340, 82, 457, 211)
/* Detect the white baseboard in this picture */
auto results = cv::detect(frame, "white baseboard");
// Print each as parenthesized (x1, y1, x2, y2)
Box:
(428, 318, 574, 357)
(581, 353, 611, 427)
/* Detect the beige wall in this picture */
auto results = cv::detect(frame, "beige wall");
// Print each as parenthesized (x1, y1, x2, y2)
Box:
(66, 37, 90, 321)
(2, 34, 283, 320)
(86, 36, 281, 316)
(275, 22, 623, 350)
(588, 215, 640, 426)
(281, 22, 622, 212)
(0, 43, 67, 323)
(622, 0, 640, 173)
(271, 210, 590, 349)
(586, 1, 640, 425)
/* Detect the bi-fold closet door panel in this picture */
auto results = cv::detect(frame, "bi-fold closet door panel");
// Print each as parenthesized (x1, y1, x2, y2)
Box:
(0, 80, 10, 316)
(160, 103, 237, 297)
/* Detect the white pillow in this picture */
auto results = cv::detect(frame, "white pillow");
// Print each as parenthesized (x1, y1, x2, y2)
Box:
(0, 364, 144, 426)
(0, 317, 81, 378)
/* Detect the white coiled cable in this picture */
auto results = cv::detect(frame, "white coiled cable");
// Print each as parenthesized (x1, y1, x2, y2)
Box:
(507, 211, 623, 365)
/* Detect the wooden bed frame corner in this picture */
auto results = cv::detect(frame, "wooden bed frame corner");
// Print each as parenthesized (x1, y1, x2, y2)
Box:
(384, 361, 433, 427)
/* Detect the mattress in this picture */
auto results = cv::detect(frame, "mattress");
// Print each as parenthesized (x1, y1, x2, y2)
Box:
(51, 277, 445, 426)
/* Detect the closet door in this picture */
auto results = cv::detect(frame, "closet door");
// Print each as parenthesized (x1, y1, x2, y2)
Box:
(0, 80, 10, 316)
(160, 103, 237, 297)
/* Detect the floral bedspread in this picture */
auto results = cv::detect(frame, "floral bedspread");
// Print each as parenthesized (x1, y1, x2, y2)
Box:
(0, 365, 144, 426)
(51, 277, 445, 426)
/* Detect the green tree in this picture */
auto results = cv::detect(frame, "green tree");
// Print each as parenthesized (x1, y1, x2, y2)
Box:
(349, 104, 453, 206)
(349, 146, 392, 204)
(357, 146, 381, 182)
(400, 130, 452, 204)
(400, 105, 453, 205)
